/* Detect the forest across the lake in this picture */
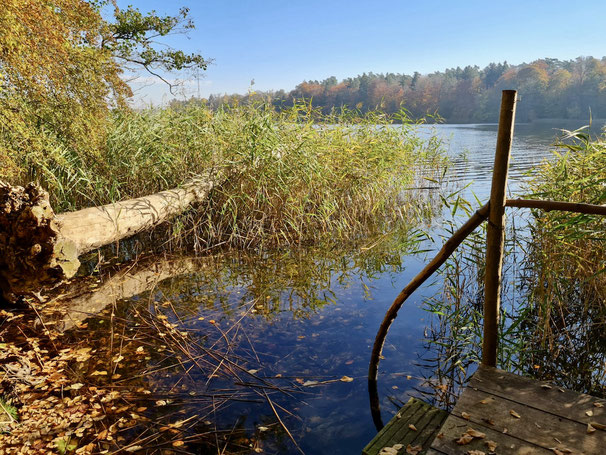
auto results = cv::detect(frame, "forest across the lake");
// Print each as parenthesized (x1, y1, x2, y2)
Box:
(188, 57, 606, 123)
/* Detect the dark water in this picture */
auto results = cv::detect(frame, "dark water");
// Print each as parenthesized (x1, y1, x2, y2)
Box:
(74, 121, 602, 454)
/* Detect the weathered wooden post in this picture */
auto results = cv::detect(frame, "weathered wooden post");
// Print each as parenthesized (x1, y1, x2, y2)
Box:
(482, 90, 517, 367)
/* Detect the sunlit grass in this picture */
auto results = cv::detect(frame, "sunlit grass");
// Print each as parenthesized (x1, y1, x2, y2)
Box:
(9, 101, 447, 249)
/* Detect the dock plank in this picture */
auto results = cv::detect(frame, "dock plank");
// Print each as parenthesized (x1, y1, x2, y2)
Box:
(429, 414, 555, 455)
(362, 397, 448, 455)
(471, 366, 606, 424)
(452, 384, 605, 453)
(427, 365, 606, 455)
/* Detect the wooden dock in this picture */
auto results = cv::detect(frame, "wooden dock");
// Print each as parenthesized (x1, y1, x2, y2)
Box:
(365, 365, 606, 454)
(362, 397, 448, 455)
(428, 365, 606, 454)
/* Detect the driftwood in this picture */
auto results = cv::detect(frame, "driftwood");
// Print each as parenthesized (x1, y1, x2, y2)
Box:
(0, 173, 218, 302)
(39, 255, 215, 332)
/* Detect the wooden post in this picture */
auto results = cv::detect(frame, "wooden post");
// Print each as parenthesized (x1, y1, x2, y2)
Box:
(482, 90, 517, 367)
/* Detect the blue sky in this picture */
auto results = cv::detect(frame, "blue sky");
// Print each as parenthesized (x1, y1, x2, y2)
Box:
(118, 0, 606, 106)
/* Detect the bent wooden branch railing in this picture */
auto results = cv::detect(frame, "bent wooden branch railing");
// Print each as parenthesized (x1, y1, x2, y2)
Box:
(368, 90, 606, 430)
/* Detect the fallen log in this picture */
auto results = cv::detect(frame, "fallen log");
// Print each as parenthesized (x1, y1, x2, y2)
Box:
(0, 172, 218, 302)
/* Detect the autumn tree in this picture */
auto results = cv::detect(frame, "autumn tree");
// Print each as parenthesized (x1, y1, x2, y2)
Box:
(0, 0, 207, 183)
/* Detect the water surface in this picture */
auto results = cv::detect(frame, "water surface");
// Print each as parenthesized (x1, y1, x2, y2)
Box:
(73, 120, 602, 454)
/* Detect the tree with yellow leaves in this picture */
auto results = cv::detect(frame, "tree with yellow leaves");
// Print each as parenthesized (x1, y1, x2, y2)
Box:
(0, 0, 206, 184)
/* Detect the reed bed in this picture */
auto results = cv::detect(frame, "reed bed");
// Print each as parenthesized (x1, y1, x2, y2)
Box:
(516, 128, 606, 392)
(7, 102, 446, 250)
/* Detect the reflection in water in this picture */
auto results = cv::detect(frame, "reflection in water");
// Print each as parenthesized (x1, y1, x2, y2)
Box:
(42, 256, 215, 332)
(58, 230, 426, 454)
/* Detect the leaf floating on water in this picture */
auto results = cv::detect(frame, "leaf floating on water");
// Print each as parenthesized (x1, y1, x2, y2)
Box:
(587, 423, 596, 434)
(408, 424, 417, 431)
(541, 384, 553, 390)
(594, 402, 604, 408)
(125, 446, 143, 452)
(90, 370, 107, 376)
(156, 400, 167, 406)
(302, 380, 318, 387)
(510, 409, 521, 419)
(258, 426, 269, 432)
(70, 383, 84, 390)
(406, 444, 422, 455)
(247, 369, 259, 375)
(172, 441, 185, 447)
(340, 376, 354, 383)
(462, 411, 471, 420)
(586, 410, 594, 417)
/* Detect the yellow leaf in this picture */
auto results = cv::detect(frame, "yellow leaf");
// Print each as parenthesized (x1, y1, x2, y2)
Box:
(340, 376, 354, 383)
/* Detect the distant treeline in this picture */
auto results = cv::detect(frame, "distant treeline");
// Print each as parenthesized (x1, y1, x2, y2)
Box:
(173, 56, 606, 123)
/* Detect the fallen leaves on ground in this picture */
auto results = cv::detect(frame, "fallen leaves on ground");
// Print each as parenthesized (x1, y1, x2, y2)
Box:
(456, 427, 486, 445)
(485, 440, 497, 451)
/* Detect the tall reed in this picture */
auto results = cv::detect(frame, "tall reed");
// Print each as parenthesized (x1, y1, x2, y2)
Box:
(8, 101, 447, 250)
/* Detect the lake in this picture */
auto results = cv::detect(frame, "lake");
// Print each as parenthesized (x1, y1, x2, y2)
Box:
(70, 120, 602, 454)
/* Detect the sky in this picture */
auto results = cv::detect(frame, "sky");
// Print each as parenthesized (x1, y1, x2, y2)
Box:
(117, 0, 606, 106)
